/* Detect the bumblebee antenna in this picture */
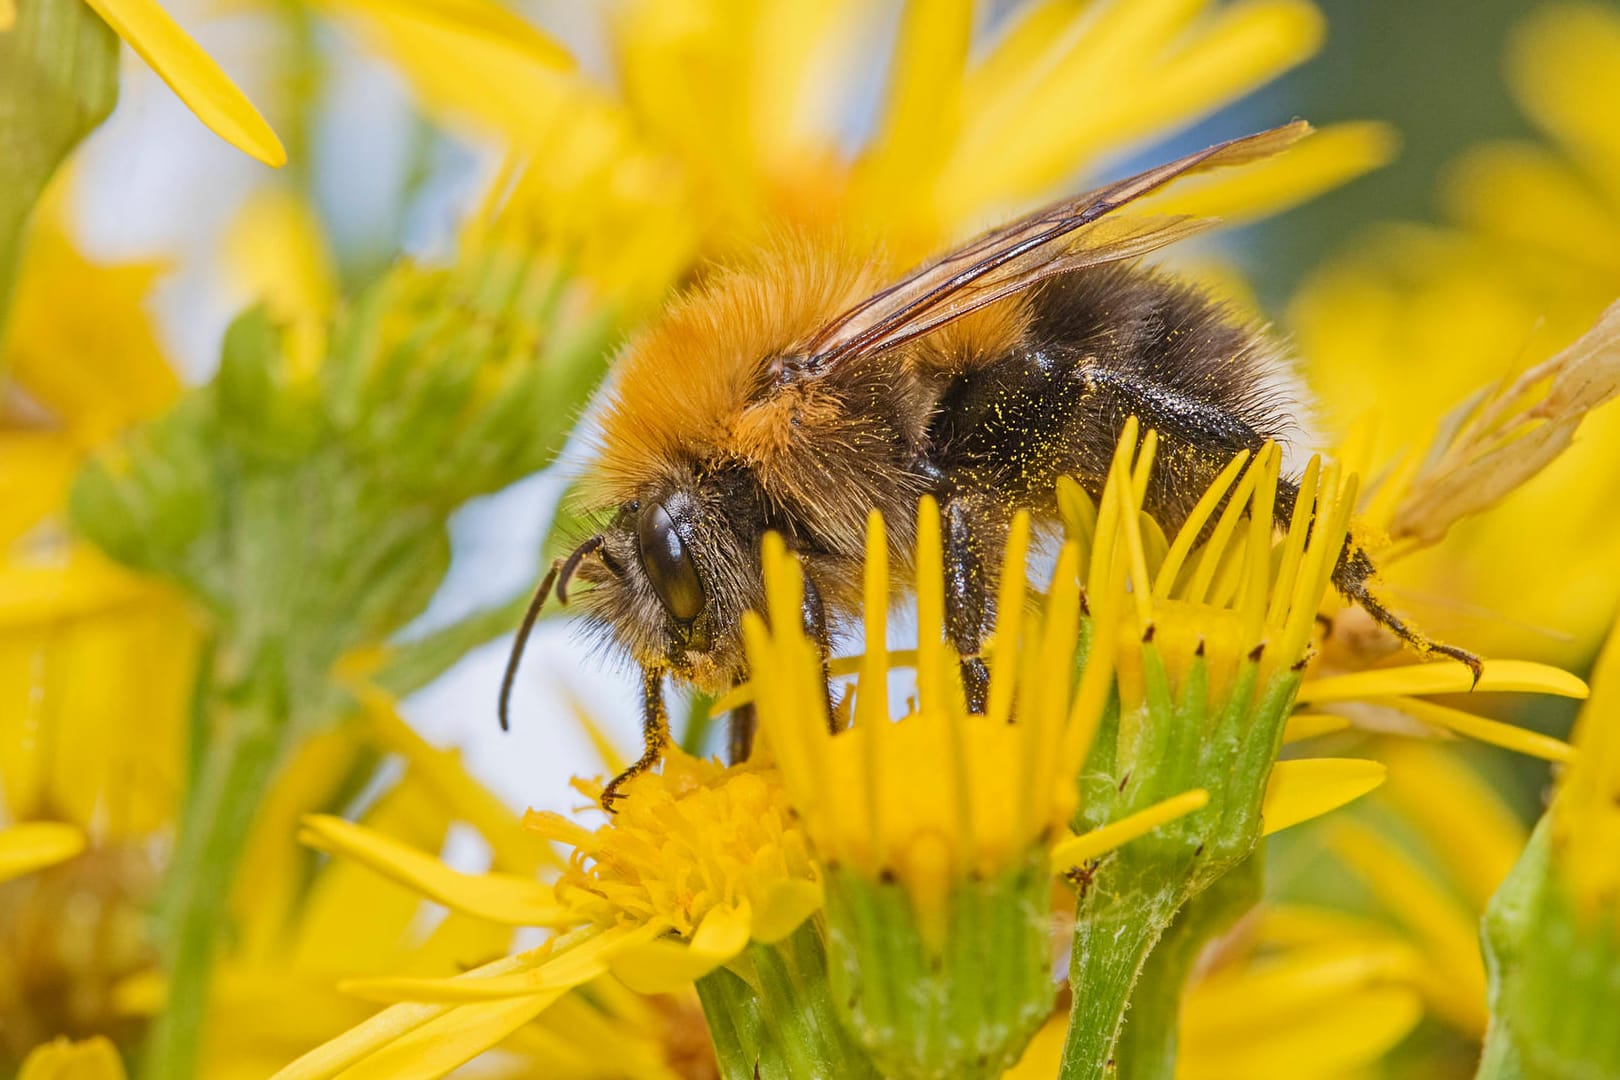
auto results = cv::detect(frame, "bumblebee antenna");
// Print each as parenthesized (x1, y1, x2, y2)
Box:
(555, 535, 603, 605)
(498, 535, 607, 733)
(498, 561, 560, 733)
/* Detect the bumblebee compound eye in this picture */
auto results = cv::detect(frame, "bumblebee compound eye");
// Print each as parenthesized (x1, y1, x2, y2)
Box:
(636, 501, 705, 623)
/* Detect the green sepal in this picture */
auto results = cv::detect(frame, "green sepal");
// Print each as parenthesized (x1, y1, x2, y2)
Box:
(696, 919, 882, 1080)
(824, 854, 1056, 1080)
(215, 306, 325, 461)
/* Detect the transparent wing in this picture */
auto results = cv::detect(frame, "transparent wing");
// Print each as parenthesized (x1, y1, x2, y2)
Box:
(801, 122, 1310, 369)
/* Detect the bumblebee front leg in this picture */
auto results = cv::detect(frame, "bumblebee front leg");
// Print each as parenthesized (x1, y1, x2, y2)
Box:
(601, 666, 669, 811)
(941, 493, 1007, 714)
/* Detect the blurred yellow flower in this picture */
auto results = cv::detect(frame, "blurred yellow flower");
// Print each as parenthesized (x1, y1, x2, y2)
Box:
(1551, 623, 1620, 924)
(0, 179, 198, 843)
(1290, 2, 1620, 666)
(0, 820, 83, 882)
(16, 1036, 127, 1080)
(99, 686, 592, 1079)
(336, 0, 1395, 324)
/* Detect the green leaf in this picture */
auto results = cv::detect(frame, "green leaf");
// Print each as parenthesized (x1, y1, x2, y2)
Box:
(0, 0, 118, 337)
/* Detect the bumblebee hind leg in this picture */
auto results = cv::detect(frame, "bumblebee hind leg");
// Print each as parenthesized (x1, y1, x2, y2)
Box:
(1331, 546, 1484, 686)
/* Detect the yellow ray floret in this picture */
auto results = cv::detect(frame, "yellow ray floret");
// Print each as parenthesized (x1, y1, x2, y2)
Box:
(83, 0, 285, 166)
(0, 821, 85, 883)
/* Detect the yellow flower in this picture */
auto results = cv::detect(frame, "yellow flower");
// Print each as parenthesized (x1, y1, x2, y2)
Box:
(268, 699, 822, 1078)
(97, 685, 644, 1080)
(745, 510, 1206, 933)
(0, 843, 155, 1070)
(741, 493, 1214, 1078)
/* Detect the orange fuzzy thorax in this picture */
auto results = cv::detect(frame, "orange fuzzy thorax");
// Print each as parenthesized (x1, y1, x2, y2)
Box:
(589, 235, 891, 507)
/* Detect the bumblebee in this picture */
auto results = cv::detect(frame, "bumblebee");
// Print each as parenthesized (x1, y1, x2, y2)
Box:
(500, 123, 1478, 807)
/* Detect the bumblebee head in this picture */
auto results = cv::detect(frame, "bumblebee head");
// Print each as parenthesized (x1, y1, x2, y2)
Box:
(560, 465, 773, 696)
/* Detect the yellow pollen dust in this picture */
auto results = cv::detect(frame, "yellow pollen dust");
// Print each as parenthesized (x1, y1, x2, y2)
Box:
(524, 750, 817, 938)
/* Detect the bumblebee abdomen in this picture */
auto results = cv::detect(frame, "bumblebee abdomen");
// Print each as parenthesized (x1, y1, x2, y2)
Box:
(927, 263, 1308, 531)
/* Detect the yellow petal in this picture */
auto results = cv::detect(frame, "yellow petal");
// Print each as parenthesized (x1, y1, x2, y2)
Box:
(1382, 695, 1576, 762)
(1146, 121, 1398, 226)
(1281, 712, 1351, 743)
(82, 0, 285, 166)
(338, 923, 662, 1003)
(1183, 939, 1422, 1037)
(17, 1036, 128, 1080)
(1296, 658, 1589, 704)
(269, 949, 545, 1080)
(2, 181, 180, 440)
(1509, 2, 1620, 196)
(332, 994, 562, 1080)
(0, 0, 14, 32)
(318, 0, 575, 141)
(1050, 788, 1209, 872)
(358, 689, 558, 875)
(291, 772, 456, 974)
(1183, 984, 1422, 1079)
(1377, 741, 1526, 910)
(1331, 824, 1491, 1034)
(298, 814, 574, 926)
(1261, 758, 1385, 836)
(607, 901, 751, 994)
(1443, 141, 1620, 272)
(748, 878, 824, 944)
(0, 822, 85, 882)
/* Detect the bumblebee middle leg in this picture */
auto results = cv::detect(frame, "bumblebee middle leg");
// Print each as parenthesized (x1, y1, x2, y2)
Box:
(940, 491, 1009, 714)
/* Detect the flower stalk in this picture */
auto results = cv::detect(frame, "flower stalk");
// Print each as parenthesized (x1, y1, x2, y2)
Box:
(141, 662, 288, 1080)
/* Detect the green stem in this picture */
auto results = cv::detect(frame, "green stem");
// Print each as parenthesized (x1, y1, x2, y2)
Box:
(1060, 873, 1180, 1080)
(1114, 855, 1264, 1080)
(141, 677, 286, 1080)
(1475, 1018, 1527, 1080)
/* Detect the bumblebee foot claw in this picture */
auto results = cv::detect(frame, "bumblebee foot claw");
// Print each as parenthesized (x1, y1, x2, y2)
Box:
(1431, 642, 1485, 689)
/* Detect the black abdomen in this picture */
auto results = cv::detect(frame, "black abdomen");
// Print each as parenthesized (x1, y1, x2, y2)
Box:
(926, 263, 1302, 531)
